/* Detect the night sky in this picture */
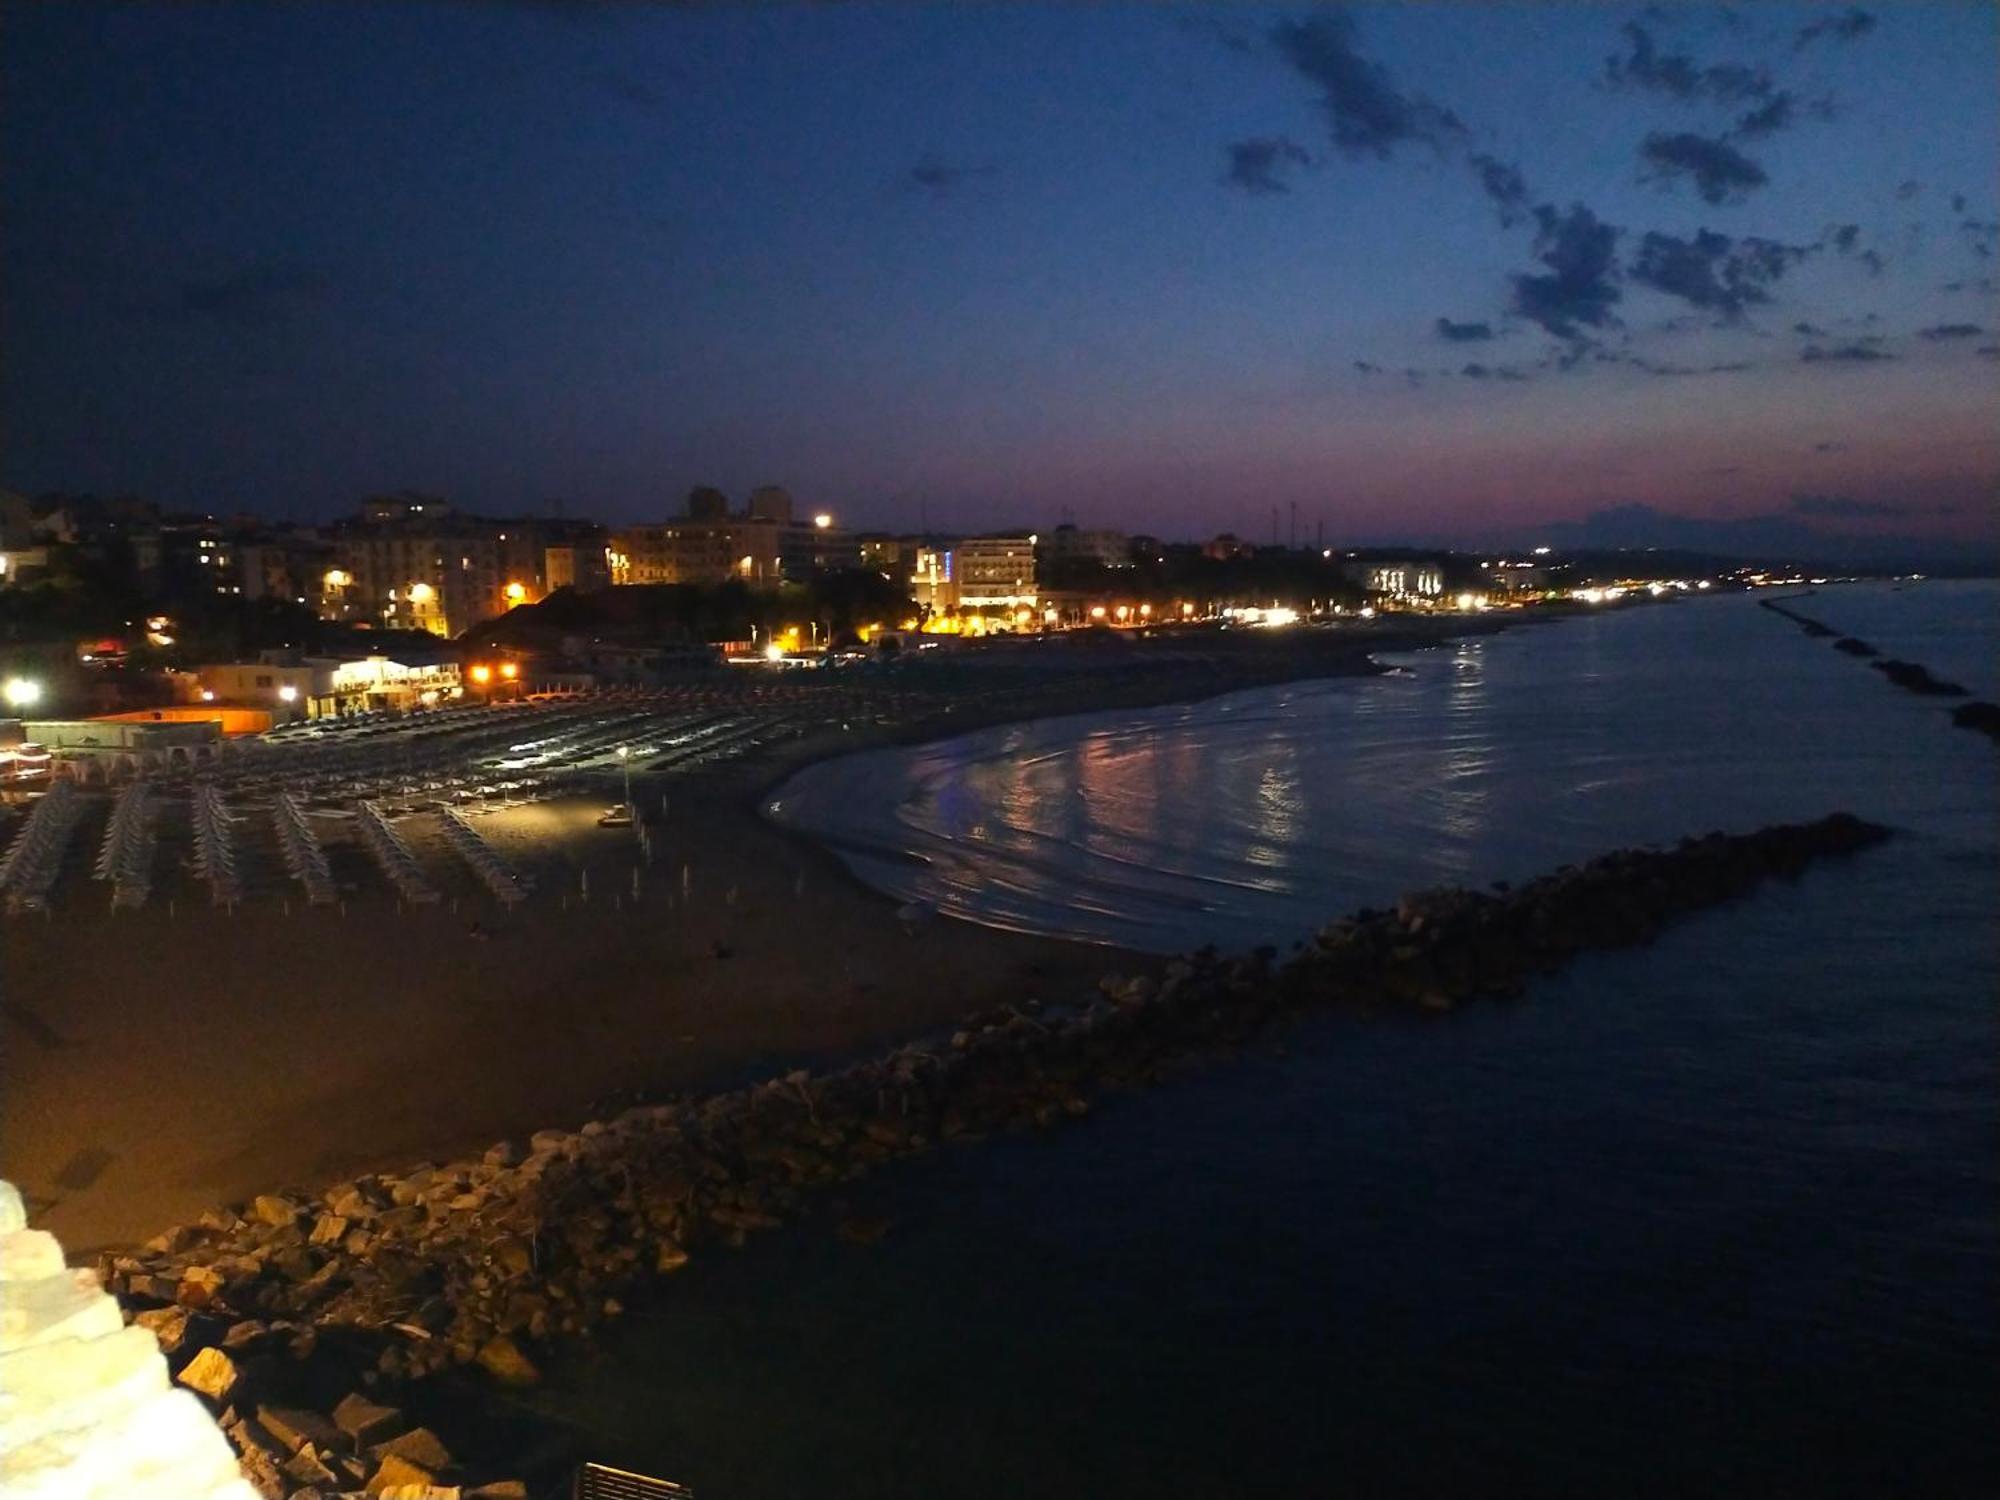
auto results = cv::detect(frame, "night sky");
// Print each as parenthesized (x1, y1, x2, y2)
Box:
(4, 3, 1996, 557)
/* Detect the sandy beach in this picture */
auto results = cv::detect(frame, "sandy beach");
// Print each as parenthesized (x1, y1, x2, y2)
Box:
(2, 619, 1492, 1251)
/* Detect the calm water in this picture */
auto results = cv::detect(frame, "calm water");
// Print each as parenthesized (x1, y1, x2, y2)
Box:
(533, 582, 1998, 1497)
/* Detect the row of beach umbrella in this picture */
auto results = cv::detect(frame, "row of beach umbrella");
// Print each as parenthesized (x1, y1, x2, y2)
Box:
(0, 780, 81, 914)
(94, 780, 157, 910)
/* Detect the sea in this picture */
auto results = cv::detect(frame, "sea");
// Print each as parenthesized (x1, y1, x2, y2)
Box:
(527, 581, 1998, 1498)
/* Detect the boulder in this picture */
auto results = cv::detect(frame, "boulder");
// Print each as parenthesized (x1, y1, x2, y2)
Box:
(474, 1333, 540, 1386)
(332, 1391, 404, 1449)
(249, 1196, 299, 1229)
(366, 1452, 438, 1494)
(257, 1402, 342, 1454)
(175, 1344, 239, 1401)
(371, 1426, 453, 1471)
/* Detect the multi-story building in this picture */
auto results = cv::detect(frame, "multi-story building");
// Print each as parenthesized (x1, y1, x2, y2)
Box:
(1337, 555, 1447, 602)
(609, 488, 848, 590)
(1039, 524, 1131, 572)
(322, 497, 606, 636)
(954, 536, 1038, 610)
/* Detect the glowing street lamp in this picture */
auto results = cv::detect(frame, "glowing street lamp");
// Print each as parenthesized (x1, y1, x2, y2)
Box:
(499, 661, 518, 680)
(277, 684, 299, 705)
(616, 745, 633, 825)
(469, 664, 493, 686)
(4, 677, 43, 708)
(813, 513, 833, 529)
(504, 582, 528, 605)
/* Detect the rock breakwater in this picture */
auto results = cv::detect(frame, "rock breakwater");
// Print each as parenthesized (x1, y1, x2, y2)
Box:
(1761, 594, 1993, 739)
(95, 812, 1890, 1497)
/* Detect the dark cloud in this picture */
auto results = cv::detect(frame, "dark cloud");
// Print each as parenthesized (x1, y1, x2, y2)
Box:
(174, 265, 328, 329)
(1813, 441, 1847, 452)
(1794, 321, 1828, 336)
(1614, 353, 1753, 377)
(1730, 93, 1797, 141)
(1979, 346, 2000, 360)
(1962, 219, 1999, 259)
(1792, 494, 1900, 518)
(1268, 12, 1465, 159)
(1435, 317, 1495, 342)
(1858, 249, 1886, 275)
(1223, 136, 1313, 195)
(1509, 203, 1621, 340)
(1825, 223, 1860, 254)
(907, 156, 993, 196)
(1456, 362, 1528, 382)
(1469, 153, 1531, 225)
(1942, 276, 1996, 294)
(1801, 342, 1895, 363)
(1640, 131, 1768, 204)
(1918, 322, 1985, 340)
(1895, 178, 1922, 201)
(1796, 9, 1877, 48)
(1604, 23, 1774, 104)
(1628, 229, 1807, 318)
(1353, 360, 1383, 374)
(1950, 192, 1967, 214)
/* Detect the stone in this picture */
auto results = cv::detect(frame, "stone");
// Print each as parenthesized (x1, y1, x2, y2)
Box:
(0, 1229, 65, 1283)
(175, 1344, 239, 1402)
(654, 1241, 689, 1274)
(332, 1391, 404, 1449)
(258, 1402, 342, 1453)
(467, 1484, 530, 1500)
(371, 1425, 453, 1471)
(366, 1452, 438, 1493)
(283, 1444, 339, 1488)
(132, 1305, 191, 1354)
(482, 1141, 522, 1167)
(474, 1333, 540, 1386)
(250, 1195, 298, 1228)
(176, 1264, 227, 1309)
(222, 1320, 269, 1350)
(310, 1214, 349, 1246)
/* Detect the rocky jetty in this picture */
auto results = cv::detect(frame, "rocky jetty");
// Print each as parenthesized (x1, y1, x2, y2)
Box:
(1763, 595, 1983, 722)
(1869, 658, 1970, 697)
(91, 812, 1889, 1498)
(1949, 701, 2000, 742)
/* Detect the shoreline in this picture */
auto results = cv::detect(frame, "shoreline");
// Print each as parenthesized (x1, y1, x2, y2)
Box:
(4, 615, 1518, 1254)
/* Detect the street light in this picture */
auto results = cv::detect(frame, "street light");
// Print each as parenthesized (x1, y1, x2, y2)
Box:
(4, 677, 42, 708)
(277, 684, 298, 703)
(616, 745, 633, 824)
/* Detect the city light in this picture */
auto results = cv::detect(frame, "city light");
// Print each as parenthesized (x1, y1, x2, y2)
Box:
(504, 582, 528, 604)
(277, 684, 298, 702)
(765, 643, 785, 661)
(813, 513, 833, 529)
(200, 689, 216, 702)
(4, 677, 43, 707)
(470, 664, 493, 684)
(407, 582, 436, 604)
(499, 662, 519, 680)
(324, 569, 350, 589)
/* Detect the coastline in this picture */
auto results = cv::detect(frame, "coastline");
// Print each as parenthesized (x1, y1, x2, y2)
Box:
(3, 616, 1511, 1253)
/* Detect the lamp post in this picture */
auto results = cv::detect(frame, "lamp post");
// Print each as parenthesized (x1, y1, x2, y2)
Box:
(617, 745, 633, 825)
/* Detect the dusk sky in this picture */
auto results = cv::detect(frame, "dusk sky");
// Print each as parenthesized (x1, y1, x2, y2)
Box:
(5, 2, 1996, 555)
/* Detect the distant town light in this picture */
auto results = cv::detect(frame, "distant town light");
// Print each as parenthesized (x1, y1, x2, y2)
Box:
(4, 677, 43, 707)
(200, 689, 216, 702)
(1532, 545, 1551, 556)
(765, 643, 785, 661)
(813, 513, 833, 529)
